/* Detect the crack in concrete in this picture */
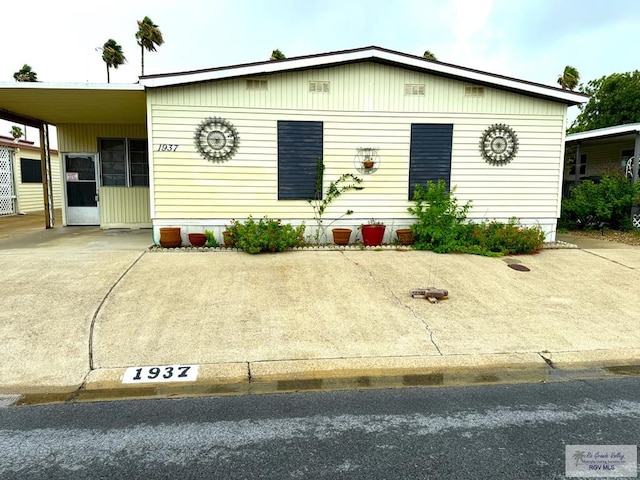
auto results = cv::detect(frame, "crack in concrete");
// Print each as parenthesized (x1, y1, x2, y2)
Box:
(580, 249, 636, 270)
(247, 362, 253, 383)
(88, 251, 147, 371)
(539, 352, 556, 368)
(340, 251, 443, 355)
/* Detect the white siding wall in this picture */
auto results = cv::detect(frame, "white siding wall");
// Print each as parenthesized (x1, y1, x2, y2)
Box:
(57, 123, 150, 227)
(13, 149, 62, 214)
(573, 139, 633, 177)
(149, 62, 567, 240)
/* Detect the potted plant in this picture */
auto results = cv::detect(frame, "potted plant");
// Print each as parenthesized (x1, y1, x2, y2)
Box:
(204, 230, 219, 247)
(395, 228, 414, 246)
(363, 157, 374, 169)
(159, 227, 182, 248)
(360, 219, 386, 246)
(188, 232, 207, 247)
(307, 158, 364, 244)
(331, 228, 352, 245)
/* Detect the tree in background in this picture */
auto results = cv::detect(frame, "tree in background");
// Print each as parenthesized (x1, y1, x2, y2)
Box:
(10, 126, 23, 139)
(135, 16, 164, 76)
(568, 71, 640, 133)
(422, 50, 437, 61)
(270, 49, 286, 61)
(101, 39, 126, 83)
(13, 64, 38, 82)
(557, 65, 580, 90)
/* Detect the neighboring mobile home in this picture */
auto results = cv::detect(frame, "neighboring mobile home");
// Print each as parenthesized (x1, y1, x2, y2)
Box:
(0, 136, 61, 215)
(564, 123, 640, 191)
(0, 46, 587, 241)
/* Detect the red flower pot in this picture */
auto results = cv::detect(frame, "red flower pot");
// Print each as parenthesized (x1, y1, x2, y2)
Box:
(188, 233, 207, 247)
(361, 224, 386, 246)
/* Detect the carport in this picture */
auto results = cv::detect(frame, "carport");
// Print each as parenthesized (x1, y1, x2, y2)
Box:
(0, 82, 146, 228)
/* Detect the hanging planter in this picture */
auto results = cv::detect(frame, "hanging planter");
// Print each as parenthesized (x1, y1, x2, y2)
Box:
(331, 228, 352, 245)
(188, 233, 207, 247)
(396, 229, 414, 246)
(159, 227, 182, 248)
(360, 222, 386, 246)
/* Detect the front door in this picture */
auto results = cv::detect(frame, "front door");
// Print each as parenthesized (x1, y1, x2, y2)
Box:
(64, 154, 99, 225)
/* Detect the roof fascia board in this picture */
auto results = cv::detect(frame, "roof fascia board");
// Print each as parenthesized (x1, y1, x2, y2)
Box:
(0, 82, 144, 92)
(140, 48, 587, 105)
(566, 124, 640, 142)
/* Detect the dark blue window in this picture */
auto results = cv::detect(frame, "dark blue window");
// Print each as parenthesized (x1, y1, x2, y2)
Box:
(408, 124, 453, 199)
(278, 121, 323, 200)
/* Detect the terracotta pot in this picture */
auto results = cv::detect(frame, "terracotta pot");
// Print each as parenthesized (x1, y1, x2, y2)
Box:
(396, 228, 414, 245)
(159, 227, 182, 248)
(222, 230, 235, 248)
(332, 228, 352, 245)
(188, 233, 207, 247)
(361, 224, 386, 246)
(363, 160, 374, 169)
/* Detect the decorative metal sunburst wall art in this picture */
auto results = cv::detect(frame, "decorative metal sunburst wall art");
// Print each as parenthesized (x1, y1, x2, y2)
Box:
(479, 123, 519, 166)
(194, 117, 239, 162)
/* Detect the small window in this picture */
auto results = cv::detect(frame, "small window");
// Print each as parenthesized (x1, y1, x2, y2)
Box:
(465, 85, 485, 97)
(568, 153, 587, 176)
(405, 84, 425, 96)
(309, 81, 330, 93)
(246, 79, 268, 90)
(20, 158, 42, 183)
(99, 138, 149, 187)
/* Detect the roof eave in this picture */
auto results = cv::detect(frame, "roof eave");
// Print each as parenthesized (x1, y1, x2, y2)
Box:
(566, 123, 640, 143)
(140, 46, 588, 106)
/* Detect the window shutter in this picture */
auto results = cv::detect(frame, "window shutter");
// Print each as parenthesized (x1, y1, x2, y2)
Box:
(278, 121, 323, 200)
(408, 124, 453, 199)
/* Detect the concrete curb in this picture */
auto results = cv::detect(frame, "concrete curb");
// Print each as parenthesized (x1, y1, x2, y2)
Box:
(10, 350, 640, 405)
(15, 353, 549, 404)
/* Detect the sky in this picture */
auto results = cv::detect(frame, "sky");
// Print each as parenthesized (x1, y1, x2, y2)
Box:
(2, 0, 640, 143)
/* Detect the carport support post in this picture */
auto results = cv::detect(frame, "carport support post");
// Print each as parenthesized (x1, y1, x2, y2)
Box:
(39, 124, 54, 229)
(573, 142, 582, 188)
(633, 132, 640, 184)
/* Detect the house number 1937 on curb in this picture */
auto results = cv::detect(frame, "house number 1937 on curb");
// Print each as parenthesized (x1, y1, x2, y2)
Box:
(122, 364, 199, 383)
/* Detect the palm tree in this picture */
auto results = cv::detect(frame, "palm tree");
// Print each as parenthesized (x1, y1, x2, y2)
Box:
(13, 64, 38, 82)
(557, 65, 580, 90)
(102, 39, 126, 83)
(422, 50, 437, 61)
(270, 49, 286, 61)
(135, 16, 164, 76)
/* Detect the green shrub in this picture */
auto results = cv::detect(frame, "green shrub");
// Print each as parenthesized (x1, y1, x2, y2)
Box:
(561, 174, 640, 230)
(407, 180, 472, 253)
(204, 230, 219, 248)
(408, 180, 547, 256)
(469, 219, 546, 255)
(227, 216, 306, 254)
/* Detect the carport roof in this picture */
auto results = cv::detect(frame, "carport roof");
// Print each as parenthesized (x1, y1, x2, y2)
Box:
(565, 123, 640, 144)
(0, 82, 146, 126)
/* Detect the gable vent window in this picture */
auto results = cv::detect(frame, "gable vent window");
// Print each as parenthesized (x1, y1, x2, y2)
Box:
(465, 85, 485, 97)
(246, 79, 268, 90)
(309, 81, 330, 93)
(405, 84, 425, 96)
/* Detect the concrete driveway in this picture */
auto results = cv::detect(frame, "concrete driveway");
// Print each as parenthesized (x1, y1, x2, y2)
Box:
(1, 214, 639, 402)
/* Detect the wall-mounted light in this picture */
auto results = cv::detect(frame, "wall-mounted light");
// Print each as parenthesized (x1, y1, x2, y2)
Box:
(354, 147, 380, 174)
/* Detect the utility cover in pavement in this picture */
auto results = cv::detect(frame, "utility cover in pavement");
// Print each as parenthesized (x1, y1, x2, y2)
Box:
(508, 264, 530, 272)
